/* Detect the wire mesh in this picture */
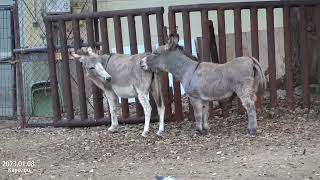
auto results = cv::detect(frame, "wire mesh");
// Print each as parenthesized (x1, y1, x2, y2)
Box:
(14, 0, 92, 125)
(0, 6, 16, 120)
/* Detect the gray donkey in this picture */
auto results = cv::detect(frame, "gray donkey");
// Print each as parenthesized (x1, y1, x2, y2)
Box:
(141, 33, 266, 135)
(72, 47, 165, 137)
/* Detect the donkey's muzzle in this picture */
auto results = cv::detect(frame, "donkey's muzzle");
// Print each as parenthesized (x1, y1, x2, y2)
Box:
(105, 77, 111, 82)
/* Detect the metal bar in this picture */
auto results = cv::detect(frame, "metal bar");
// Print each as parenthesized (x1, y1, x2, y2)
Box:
(13, 2, 26, 127)
(168, 11, 183, 123)
(316, 5, 320, 85)
(10, 8, 17, 117)
(45, 7, 164, 21)
(156, 12, 172, 120)
(168, 1, 320, 13)
(217, 8, 229, 118)
(201, 9, 210, 62)
(234, 7, 245, 113)
(86, 18, 104, 119)
(266, 7, 277, 108)
(59, 20, 74, 120)
(182, 11, 195, 122)
(299, 6, 311, 109)
(73, 19, 88, 120)
(128, 14, 143, 117)
(114, 15, 130, 119)
(283, 6, 295, 110)
(250, 7, 262, 110)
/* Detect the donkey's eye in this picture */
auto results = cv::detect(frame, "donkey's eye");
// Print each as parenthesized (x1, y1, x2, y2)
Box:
(89, 67, 95, 70)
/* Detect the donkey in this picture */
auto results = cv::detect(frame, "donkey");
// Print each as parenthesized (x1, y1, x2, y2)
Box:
(72, 47, 165, 137)
(141, 33, 266, 135)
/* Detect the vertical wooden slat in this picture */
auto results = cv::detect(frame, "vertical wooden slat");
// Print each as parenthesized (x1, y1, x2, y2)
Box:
(217, 8, 229, 118)
(316, 5, 320, 84)
(59, 20, 74, 120)
(114, 15, 130, 118)
(283, 7, 295, 110)
(234, 7, 245, 113)
(73, 19, 88, 120)
(208, 20, 219, 63)
(141, 13, 158, 117)
(201, 9, 210, 62)
(99, 16, 111, 119)
(156, 12, 172, 120)
(168, 11, 183, 123)
(13, 3, 27, 127)
(100, 17, 110, 54)
(315, 5, 320, 84)
(182, 10, 195, 122)
(234, 8, 243, 57)
(250, 7, 262, 110)
(86, 18, 104, 119)
(128, 15, 143, 117)
(299, 6, 311, 109)
(266, 7, 277, 108)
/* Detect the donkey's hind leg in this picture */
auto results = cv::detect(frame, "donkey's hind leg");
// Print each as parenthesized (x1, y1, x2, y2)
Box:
(190, 97, 205, 134)
(138, 93, 152, 137)
(239, 94, 257, 135)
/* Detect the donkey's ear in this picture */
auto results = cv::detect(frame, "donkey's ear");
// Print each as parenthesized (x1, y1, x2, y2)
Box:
(172, 33, 179, 45)
(87, 47, 99, 56)
(167, 33, 179, 50)
(87, 47, 93, 53)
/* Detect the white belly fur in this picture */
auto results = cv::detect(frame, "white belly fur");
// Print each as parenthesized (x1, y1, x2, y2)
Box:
(112, 85, 138, 98)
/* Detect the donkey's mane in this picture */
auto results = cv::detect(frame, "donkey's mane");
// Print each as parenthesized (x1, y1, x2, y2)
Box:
(176, 45, 199, 62)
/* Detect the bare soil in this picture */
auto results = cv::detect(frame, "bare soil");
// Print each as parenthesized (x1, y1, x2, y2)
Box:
(0, 98, 320, 180)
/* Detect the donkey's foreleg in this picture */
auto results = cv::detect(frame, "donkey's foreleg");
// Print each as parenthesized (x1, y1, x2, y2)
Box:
(190, 97, 205, 134)
(138, 93, 152, 137)
(239, 95, 257, 135)
(105, 91, 119, 132)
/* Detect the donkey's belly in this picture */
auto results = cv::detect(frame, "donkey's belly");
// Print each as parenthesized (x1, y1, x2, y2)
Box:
(112, 85, 138, 98)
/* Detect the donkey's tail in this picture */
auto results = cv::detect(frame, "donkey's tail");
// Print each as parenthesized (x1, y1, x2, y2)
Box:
(151, 72, 165, 110)
(249, 56, 267, 93)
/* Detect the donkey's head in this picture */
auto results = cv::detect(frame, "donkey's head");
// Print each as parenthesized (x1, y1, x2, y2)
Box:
(141, 33, 180, 72)
(71, 47, 111, 83)
(153, 32, 179, 54)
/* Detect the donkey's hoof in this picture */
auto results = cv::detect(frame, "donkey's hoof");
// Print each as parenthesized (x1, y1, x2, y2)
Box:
(247, 128, 256, 136)
(108, 126, 119, 133)
(196, 129, 207, 135)
(156, 130, 164, 136)
(141, 131, 149, 137)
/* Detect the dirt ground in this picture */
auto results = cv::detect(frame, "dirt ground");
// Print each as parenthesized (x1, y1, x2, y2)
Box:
(0, 98, 320, 180)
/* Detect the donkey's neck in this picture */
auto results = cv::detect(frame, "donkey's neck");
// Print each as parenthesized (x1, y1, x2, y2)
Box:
(164, 51, 198, 83)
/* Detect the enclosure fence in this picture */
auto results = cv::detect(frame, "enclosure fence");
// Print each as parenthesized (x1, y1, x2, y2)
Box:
(4, 0, 320, 127)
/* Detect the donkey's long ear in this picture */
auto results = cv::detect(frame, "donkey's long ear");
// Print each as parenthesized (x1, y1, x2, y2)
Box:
(167, 33, 179, 50)
(87, 47, 99, 57)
